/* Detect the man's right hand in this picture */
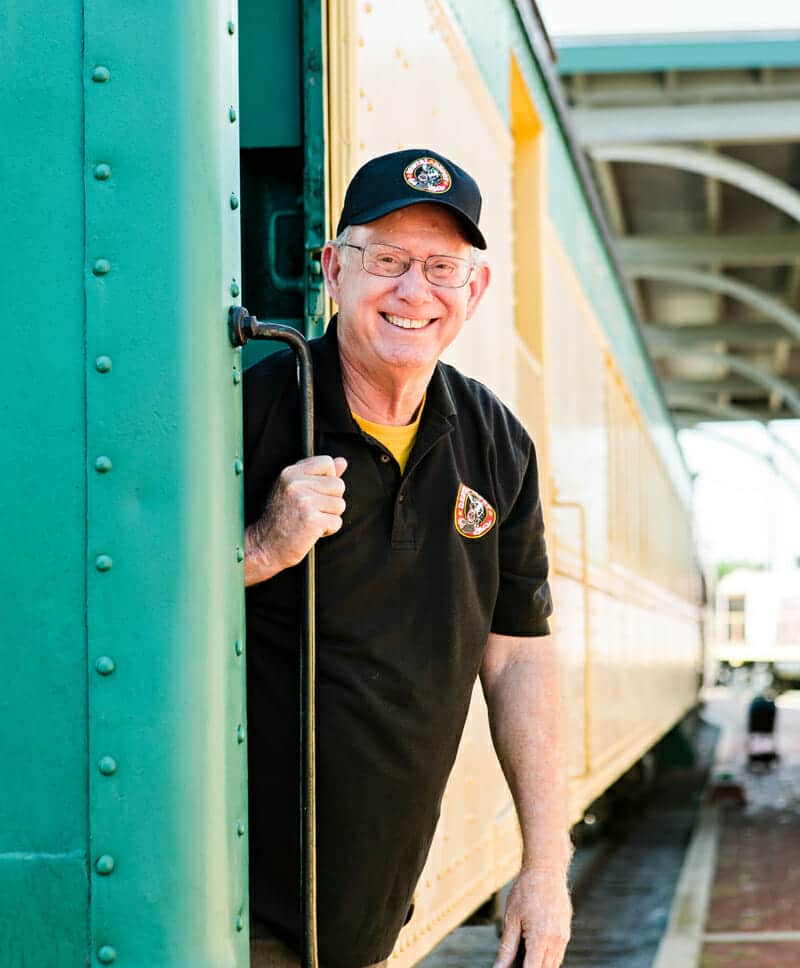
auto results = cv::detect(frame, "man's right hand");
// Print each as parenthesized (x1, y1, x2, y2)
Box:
(245, 455, 348, 586)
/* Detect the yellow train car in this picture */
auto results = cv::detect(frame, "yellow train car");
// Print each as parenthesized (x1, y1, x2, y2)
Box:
(3, 1, 702, 965)
(317, 3, 703, 964)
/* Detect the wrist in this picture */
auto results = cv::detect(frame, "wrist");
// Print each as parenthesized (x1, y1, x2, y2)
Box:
(244, 529, 283, 585)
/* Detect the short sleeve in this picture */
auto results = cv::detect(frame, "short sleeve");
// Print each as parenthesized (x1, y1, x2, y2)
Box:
(491, 438, 552, 636)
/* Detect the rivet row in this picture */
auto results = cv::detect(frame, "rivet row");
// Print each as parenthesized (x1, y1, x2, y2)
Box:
(89, 64, 117, 968)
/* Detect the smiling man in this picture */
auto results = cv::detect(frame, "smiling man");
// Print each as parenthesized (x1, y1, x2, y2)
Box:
(244, 149, 572, 968)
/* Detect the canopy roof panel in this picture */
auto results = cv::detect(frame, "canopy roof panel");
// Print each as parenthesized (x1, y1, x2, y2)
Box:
(557, 33, 800, 426)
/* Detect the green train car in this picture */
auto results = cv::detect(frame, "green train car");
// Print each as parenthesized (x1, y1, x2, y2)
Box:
(2, 2, 702, 966)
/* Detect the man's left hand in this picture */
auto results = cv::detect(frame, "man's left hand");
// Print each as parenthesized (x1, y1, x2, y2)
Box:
(492, 867, 572, 968)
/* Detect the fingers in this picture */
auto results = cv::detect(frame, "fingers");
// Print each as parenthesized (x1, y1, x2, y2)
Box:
(290, 455, 347, 478)
(281, 458, 347, 499)
(522, 936, 569, 968)
(492, 920, 521, 968)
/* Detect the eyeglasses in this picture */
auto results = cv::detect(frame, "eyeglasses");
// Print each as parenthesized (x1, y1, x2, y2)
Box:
(337, 241, 474, 288)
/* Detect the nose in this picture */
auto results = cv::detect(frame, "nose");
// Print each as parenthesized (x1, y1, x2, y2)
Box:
(393, 259, 433, 304)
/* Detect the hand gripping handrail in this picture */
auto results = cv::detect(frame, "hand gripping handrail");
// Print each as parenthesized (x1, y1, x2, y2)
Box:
(229, 306, 319, 968)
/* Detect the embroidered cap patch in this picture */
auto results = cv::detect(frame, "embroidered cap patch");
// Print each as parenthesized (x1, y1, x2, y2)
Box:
(403, 156, 452, 194)
(454, 483, 496, 539)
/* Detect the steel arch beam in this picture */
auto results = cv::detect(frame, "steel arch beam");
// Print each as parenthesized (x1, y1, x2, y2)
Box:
(627, 265, 800, 342)
(670, 397, 800, 467)
(678, 426, 800, 501)
(649, 346, 800, 416)
(669, 395, 767, 423)
(591, 144, 800, 225)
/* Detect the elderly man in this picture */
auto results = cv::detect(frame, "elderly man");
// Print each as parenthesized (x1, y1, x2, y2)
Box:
(244, 149, 572, 968)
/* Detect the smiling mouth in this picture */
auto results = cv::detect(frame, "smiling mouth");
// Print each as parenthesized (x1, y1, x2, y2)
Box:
(381, 312, 434, 330)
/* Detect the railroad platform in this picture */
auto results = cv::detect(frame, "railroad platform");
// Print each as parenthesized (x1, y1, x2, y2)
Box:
(655, 684, 800, 968)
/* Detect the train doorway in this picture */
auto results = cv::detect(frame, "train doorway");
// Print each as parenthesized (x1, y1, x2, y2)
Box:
(238, 0, 328, 369)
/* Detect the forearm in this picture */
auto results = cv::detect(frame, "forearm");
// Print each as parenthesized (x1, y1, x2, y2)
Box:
(244, 521, 283, 587)
(484, 636, 572, 874)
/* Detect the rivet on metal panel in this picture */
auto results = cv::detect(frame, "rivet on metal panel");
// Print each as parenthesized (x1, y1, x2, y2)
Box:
(92, 66, 110, 83)
(227, 20, 235, 34)
(95, 355, 112, 373)
(234, 459, 244, 476)
(237, 820, 246, 836)
(232, 367, 242, 385)
(229, 106, 237, 123)
(94, 164, 111, 181)
(230, 279, 240, 297)
(98, 755, 117, 776)
(236, 724, 246, 744)
(229, 193, 240, 211)
(93, 259, 111, 276)
(236, 546, 244, 563)
(234, 639, 243, 656)
(95, 656, 116, 676)
(95, 555, 113, 572)
(97, 945, 116, 964)
(94, 456, 112, 474)
(95, 854, 115, 875)
(236, 915, 244, 932)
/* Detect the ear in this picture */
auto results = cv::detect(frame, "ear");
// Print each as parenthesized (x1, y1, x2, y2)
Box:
(321, 242, 344, 305)
(464, 261, 491, 320)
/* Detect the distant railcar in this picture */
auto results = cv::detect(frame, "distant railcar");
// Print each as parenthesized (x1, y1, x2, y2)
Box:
(2, 1, 702, 966)
(715, 569, 800, 684)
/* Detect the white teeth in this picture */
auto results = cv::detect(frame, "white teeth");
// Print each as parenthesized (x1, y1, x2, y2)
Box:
(384, 314, 432, 330)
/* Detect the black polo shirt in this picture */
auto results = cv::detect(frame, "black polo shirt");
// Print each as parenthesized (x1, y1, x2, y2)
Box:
(244, 318, 551, 968)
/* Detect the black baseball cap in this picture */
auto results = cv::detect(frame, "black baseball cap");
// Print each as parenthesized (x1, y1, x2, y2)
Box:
(336, 148, 486, 249)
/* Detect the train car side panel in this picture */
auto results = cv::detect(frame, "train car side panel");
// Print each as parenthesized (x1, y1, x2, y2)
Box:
(2, 3, 249, 966)
(82, 3, 247, 964)
(0, 2, 89, 963)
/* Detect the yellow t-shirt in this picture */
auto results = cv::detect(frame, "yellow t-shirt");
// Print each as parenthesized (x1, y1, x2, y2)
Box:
(352, 396, 425, 474)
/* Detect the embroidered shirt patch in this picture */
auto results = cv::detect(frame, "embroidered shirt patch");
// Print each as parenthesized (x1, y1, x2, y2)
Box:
(454, 483, 496, 539)
(403, 156, 452, 194)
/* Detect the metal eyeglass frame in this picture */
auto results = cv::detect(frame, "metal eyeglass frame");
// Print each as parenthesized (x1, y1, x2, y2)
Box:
(336, 241, 475, 288)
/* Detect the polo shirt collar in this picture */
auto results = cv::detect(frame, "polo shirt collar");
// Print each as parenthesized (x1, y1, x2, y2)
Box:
(312, 316, 457, 437)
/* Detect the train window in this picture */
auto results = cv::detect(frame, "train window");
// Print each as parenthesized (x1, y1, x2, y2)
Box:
(727, 595, 746, 641)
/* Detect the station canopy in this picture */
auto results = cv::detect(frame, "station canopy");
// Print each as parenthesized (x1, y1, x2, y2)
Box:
(555, 31, 800, 429)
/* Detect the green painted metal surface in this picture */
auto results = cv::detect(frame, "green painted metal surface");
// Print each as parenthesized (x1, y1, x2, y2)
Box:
(1, 3, 89, 963)
(302, 0, 327, 339)
(239, 0, 301, 149)
(555, 32, 800, 75)
(239, 0, 327, 371)
(2, 1, 247, 964)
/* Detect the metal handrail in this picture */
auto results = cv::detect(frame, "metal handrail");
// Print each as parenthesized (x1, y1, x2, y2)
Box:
(229, 307, 319, 968)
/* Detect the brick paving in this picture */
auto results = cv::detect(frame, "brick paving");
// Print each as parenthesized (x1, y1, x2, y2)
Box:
(700, 685, 800, 968)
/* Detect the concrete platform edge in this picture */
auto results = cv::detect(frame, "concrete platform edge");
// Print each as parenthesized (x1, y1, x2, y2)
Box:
(651, 803, 720, 968)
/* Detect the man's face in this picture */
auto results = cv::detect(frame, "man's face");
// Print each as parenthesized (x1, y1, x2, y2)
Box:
(321, 204, 490, 381)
